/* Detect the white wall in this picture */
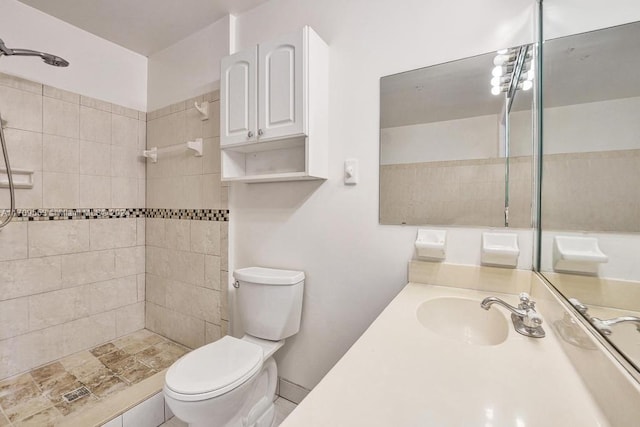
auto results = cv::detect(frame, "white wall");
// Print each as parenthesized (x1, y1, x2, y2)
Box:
(147, 15, 232, 111)
(544, 97, 640, 154)
(229, 0, 640, 391)
(380, 115, 499, 164)
(229, 0, 537, 390)
(0, 0, 147, 111)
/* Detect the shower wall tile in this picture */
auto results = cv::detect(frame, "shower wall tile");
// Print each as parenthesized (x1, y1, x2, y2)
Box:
(0, 324, 65, 379)
(112, 104, 138, 120)
(0, 85, 42, 132)
(111, 177, 140, 208)
(89, 218, 137, 251)
(79, 175, 111, 208)
(0, 256, 62, 301)
(42, 134, 79, 173)
(0, 73, 42, 94)
(136, 218, 145, 246)
(42, 172, 79, 207)
(43, 85, 79, 104)
(0, 298, 29, 340)
(165, 219, 190, 252)
(62, 311, 117, 356)
(190, 220, 220, 255)
(204, 255, 221, 291)
(115, 302, 145, 336)
(3, 128, 43, 172)
(60, 249, 116, 288)
(79, 140, 111, 176)
(144, 93, 226, 350)
(28, 286, 84, 330)
(80, 95, 112, 113)
(79, 105, 112, 144)
(145, 303, 204, 349)
(145, 274, 167, 307)
(203, 99, 220, 138)
(202, 174, 222, 209)
(111, 114, 138, 149)
(115, 246, 145, 277)
(110, 145, 140, 178)
(202, 137, 221, 174)
(165, 280, 220, 325)
(220, 270, 229, 321)
(0, 221, 27, 262)
(28, 220, 89, 257)
(43, 97, 79, 139)
(0, 73, 148, 381)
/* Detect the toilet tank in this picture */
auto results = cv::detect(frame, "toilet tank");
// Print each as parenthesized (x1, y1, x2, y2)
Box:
(233, 267, 305, 341)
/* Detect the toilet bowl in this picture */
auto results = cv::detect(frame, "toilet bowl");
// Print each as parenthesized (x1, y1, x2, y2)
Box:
(164, 267, 304, 427)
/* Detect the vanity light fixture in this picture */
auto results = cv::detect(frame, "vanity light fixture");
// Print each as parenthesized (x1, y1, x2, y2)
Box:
(490, 45, 533, 95)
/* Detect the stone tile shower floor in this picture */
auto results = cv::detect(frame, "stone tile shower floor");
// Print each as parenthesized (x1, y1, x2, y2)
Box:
(0, 329, 188, 426)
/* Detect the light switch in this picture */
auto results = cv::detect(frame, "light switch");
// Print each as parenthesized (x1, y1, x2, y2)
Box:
(344, 159, 358, 185)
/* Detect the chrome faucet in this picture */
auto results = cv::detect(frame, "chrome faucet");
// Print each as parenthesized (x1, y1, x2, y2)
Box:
(569, 298, 640, 336)
(590, 316, 640, 336)
(481, 293, 545, 338)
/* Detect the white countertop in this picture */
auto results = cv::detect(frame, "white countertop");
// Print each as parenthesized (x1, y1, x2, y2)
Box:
(281, 283, 609, 426)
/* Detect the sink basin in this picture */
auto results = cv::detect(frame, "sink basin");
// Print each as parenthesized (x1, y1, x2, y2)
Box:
(416, 297, 509, 346)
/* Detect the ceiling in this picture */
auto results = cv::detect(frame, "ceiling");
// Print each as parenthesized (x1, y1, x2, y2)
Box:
(17, 0, 270, 56)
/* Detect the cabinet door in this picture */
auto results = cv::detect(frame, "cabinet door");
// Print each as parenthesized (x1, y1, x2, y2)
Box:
(258, 29, 305, 140)
(221, 47, 257, 146)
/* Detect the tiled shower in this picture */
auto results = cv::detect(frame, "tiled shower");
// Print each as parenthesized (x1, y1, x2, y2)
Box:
(0, 71, 229, 424)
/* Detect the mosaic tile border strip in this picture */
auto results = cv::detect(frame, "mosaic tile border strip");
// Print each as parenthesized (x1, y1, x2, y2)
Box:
(145, 208, 228, 221)
(0, 208, 229, 222)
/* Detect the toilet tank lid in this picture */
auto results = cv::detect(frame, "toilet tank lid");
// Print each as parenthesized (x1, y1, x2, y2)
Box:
(233, 267, 305, 285)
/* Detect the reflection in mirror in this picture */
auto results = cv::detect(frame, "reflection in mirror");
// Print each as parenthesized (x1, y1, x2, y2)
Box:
(379, 47, 534, 227)
(540, 21, 640, 372)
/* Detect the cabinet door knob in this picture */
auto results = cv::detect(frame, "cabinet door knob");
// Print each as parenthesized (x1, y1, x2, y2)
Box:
(258, 129, 264, 136)
(248, 131, 254, 138)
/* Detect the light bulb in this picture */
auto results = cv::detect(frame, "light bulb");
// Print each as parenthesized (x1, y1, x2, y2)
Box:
(493, 55, 510, 66)
(491, 86, 502, 96)
(490, 76, 502, 86)
(496, 48, 509, 54)
(492, 66, 504, 77)
(522, 80, 533, 91)
(526, 69, 535, 81)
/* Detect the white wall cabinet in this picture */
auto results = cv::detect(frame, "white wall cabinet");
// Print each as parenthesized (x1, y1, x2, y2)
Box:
(220, 26, 328, 183)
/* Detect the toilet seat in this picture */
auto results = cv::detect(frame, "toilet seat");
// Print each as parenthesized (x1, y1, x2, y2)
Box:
(165, 336, 263, 402)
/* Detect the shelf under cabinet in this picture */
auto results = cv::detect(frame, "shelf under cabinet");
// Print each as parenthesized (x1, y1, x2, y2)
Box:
(221, 136, 327, 183)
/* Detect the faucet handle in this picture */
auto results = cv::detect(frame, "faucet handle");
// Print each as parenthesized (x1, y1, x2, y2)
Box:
(519, 293, 536, 310)
(526, 311, 543, 327)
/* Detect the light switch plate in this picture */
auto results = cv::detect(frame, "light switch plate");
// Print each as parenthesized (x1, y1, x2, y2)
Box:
(344, 159, 358, 185)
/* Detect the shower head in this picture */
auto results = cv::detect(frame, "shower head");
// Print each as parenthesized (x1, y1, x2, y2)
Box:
(0, 38, 69, 67)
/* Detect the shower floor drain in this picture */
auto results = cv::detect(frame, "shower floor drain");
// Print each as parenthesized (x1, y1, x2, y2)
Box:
(62, 386, 90, 403)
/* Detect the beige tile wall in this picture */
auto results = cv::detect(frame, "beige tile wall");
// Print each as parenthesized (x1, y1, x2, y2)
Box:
(380, 156, 532, 228)
(145, 92, 229, 350)
(0, 218, 146, 379)
(542, 149, 640, 232)
(0, 72, 146, 380)
(146, 92, 222, 209)
(0, 72, 146, 209)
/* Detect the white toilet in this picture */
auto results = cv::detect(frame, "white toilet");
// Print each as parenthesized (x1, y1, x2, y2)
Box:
(164, 267, 305, 427)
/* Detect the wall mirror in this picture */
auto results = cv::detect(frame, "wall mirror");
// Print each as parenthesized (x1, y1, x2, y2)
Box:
(379, 46, 535, 227)
(539, 21, 640, 373)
